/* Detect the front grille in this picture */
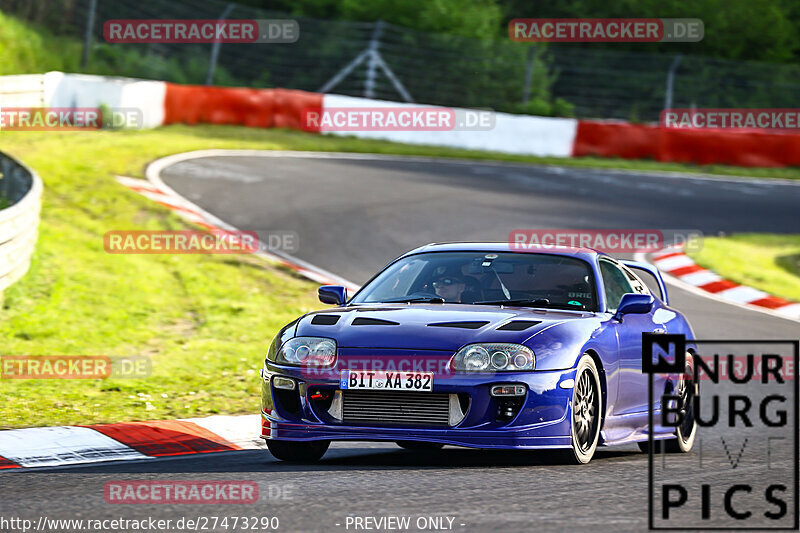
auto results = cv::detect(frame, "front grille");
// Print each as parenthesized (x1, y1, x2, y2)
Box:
(341, 391, 451, 427)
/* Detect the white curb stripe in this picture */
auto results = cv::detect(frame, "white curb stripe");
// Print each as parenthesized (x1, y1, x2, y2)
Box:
(715, 285, 769, 304)
(653, 254, 695, 271)
(679, 270, 721, 286)
(774, 303, 800, 319)
(0, 426, 148, 467)
(652, 247, 682, 258)
(115, 175, 161, 192)
(184, 415, 265, 450)
(637, 248, 800, 324)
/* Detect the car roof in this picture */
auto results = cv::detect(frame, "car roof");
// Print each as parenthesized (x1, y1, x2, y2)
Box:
(401, 242, 610, 262)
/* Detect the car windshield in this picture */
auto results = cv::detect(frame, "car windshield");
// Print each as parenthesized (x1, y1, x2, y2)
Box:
(350, 251, 597, 311)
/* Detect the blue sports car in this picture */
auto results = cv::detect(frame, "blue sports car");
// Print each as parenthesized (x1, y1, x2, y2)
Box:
(260, 243, 698, 464)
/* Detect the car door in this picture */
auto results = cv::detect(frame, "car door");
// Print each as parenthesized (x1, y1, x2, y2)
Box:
(599, 258, 661, 415)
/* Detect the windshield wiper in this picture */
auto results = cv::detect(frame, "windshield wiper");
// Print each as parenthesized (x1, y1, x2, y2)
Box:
(473, 298, 552, 307)
(381, 296, 446, 304)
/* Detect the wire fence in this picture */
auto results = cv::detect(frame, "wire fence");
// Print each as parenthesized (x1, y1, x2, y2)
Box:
(3, 0, 800, 121)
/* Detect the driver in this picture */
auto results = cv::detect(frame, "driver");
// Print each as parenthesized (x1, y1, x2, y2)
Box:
(432, 274, 467, 303)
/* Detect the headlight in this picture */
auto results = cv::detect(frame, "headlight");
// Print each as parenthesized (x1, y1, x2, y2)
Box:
(450, 343, 534, 372)
(276, 337, 337, 367)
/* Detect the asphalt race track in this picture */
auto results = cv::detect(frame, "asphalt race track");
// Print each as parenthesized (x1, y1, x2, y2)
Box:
(2, 153, 798, 532)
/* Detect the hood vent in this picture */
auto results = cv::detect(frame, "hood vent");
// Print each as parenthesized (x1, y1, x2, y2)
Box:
(497, 320, 541, 331)
(311, 314, 340, 325)
(427, 321, 489, 330)
(352, 317, 400, 326)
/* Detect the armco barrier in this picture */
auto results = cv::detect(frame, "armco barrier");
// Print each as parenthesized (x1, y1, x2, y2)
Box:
(0, 152, 43, 294)
(0, 74, 48, 108)
(162, 83, 322, 131)
(572, 120, 800, 168)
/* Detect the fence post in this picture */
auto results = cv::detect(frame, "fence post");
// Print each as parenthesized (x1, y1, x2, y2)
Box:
(664, 54, 683, 114)
(81, 0, 98, 69)
(364, 20, 385, 98)
(205, 3, 236, 85)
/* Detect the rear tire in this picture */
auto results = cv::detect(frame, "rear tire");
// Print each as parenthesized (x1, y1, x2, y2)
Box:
(639, 352, 697, 454)
(396, 441, 445, 451)
(266, 440, 330, 463)
(558, 354, 602, 464)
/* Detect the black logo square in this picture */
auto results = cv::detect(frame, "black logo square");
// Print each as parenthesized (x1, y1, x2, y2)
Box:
(643, 332, 686, 374)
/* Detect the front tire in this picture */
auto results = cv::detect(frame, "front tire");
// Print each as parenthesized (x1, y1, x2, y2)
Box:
(266, 440, 330, 463)
(559, 354, 602, 464)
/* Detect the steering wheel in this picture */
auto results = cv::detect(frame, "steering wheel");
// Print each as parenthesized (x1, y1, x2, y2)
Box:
(408, 290, 440, 299)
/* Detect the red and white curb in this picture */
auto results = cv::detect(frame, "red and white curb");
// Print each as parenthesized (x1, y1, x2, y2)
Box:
(116, 173, 359, 292)
(647, 246, 800, 321)
(0, 415, 262, 469)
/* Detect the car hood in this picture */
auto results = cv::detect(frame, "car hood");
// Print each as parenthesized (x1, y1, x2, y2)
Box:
(294, 303, 597, 351)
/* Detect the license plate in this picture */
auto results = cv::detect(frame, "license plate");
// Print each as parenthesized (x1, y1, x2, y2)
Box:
(340, 370, 433, 392)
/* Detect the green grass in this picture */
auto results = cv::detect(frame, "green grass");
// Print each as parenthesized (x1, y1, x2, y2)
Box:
(0, 126, 341, 429)
(0, 11, 237, 86)
(0, 12, 82, 75)
(3, 124, 800, 430)
(688, 234, 800, 303)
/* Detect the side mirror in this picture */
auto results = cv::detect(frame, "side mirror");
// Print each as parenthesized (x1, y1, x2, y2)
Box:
(613, 293, 654, 321)
(318, 285, 347, 305)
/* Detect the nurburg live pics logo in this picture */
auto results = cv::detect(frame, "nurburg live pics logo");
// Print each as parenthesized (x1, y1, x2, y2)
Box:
(643, 333, 799, 530)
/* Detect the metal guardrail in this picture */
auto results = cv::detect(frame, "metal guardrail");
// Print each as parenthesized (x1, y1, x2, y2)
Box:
(0, 152, 43, 294)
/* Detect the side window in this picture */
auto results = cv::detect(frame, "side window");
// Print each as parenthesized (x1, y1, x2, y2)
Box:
(599, 260, 635, 311)
(621, 265, 649, 295)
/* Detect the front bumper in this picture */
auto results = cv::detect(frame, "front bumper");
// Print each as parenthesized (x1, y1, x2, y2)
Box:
(260, 363, 577, 449)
